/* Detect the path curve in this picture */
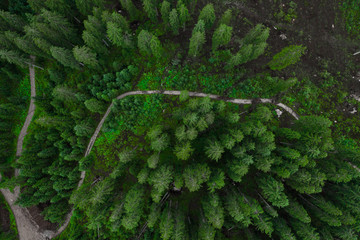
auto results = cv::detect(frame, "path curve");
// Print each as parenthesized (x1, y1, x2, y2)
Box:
(51, 90, 299, 238)
(0, 56, 50, 240)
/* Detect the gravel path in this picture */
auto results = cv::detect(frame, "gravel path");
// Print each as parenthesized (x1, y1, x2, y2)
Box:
(0, 57, 51, 240)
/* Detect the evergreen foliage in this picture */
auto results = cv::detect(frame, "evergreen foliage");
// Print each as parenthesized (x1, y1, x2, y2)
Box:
(268, 45, 307, 70)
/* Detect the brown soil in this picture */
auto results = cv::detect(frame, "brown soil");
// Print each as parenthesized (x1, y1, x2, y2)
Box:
(0, 203, 10, 232)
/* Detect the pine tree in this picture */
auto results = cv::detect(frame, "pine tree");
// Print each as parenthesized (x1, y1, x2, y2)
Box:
(178, 3, 189, 31)
(0, 10, 26, 32)
(119, 0, 138, 20)
(50, 46, 80, 69)
(183, 163, 211, 192)
(198, 220, 216, 240)
(291, 219, 320, 240)
(205, 140, 224, 161)
(75, 0, 104, 16)
(147, 203, 161, 228)
(258, 176, 289, 208)
(107, 21, 130, 48)
(202, 193, 224, 229)
(33, 38, 52, 55)
(160, 205, 175, 240)
(174, 209, 187, 240)
(73, 46, 98, 68)
(118, 148, 136, 163)
(148, 164, 173, 195)
(121, 184, 145, 230)
(212, 24, 232, 51)
(284, 198, 311, 223)
(150, 35, 163, 59)
(273, 218, 296, 240)
(84, 98, 106, 113)
(27, 0, 44, 13)
(207, 169, 225, 192)
(40, 9, 79, 43)
(174, 141, 193, 160)
(0, 49, 27, 67)
(137, 29, 153, 55)
(151, 133, 169, 152)
(161, 1, 171, 25)
(44, 0, 73, 16)
(268, 45, 306, 71)
(143, 0, 158, 22)
(90, 178, 113, 205)
(219, 9, 232, 26)
(147, 153, 160, 169)
(74, 122, 93, 137)
(198, 4, 215, 29)
(169, 9, 180, 35)
(137, 167, 150, 184)
(188, 30, 205, 57)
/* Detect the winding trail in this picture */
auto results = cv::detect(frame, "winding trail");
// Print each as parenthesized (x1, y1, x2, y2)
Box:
(0, 57, 49, 240)
(1, 69, 301, 239)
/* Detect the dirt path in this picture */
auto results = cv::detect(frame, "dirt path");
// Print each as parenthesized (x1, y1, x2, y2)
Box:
(0, 57, 51, 240)
(51, 90, 299, 238)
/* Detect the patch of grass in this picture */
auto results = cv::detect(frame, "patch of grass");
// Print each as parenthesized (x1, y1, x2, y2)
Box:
(339, 0, 360, 39)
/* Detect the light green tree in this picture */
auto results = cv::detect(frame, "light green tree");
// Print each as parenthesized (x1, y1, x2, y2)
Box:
(212, 24, 232, 51)
(50, 46, 79, 69)
(268, 45, 306, 70)
(137, 29, 153, 55)
(169, 9, 180, 35)
(188, 31, 205, 57)
(73, 46, 98, 68)
(160, 1, 171, 25)
(198, 4, 215, 29)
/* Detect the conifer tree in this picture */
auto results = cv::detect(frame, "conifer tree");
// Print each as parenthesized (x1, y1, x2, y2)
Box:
(50, 46, 79, 69)
(188, 30, 205, 57)
(183, 163, 211, 192)
(169, 9, 180, 35)
(84, 98, 106, 113)
(174, 141, 193, 160)
(40, 9, 79, 43)
(119, 0, 138, 20)
(212, 24, 232, 52)
(75, 0, 104, 16)
(198, 4, 215, 29)
(198, 220, 216, 240)
(258, 176, 289, 208)
(137, 30, 153, 55)
(150, 35, 163, 59)
(143, 0, 158, 22)
(205, 140, 224, 161)
(161, 1, 171, 25)
(148, 164, 173, 196)
(174, 209, 187, 240)
(0, 49, 27, 67)
(178, 3, 189, 31)
(268, 45, 306, 70)
(160, 205, 175, 240)
(33, 38, 52, 55)
(73, 46, 98, 68)
(121, 184, 145, 230)
(0, 10, 26, 32)
(202, 193, 224, 229)
(219, 9, 232, 26)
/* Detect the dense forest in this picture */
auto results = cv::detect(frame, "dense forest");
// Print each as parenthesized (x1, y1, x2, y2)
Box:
(0, 0, 360, 239)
